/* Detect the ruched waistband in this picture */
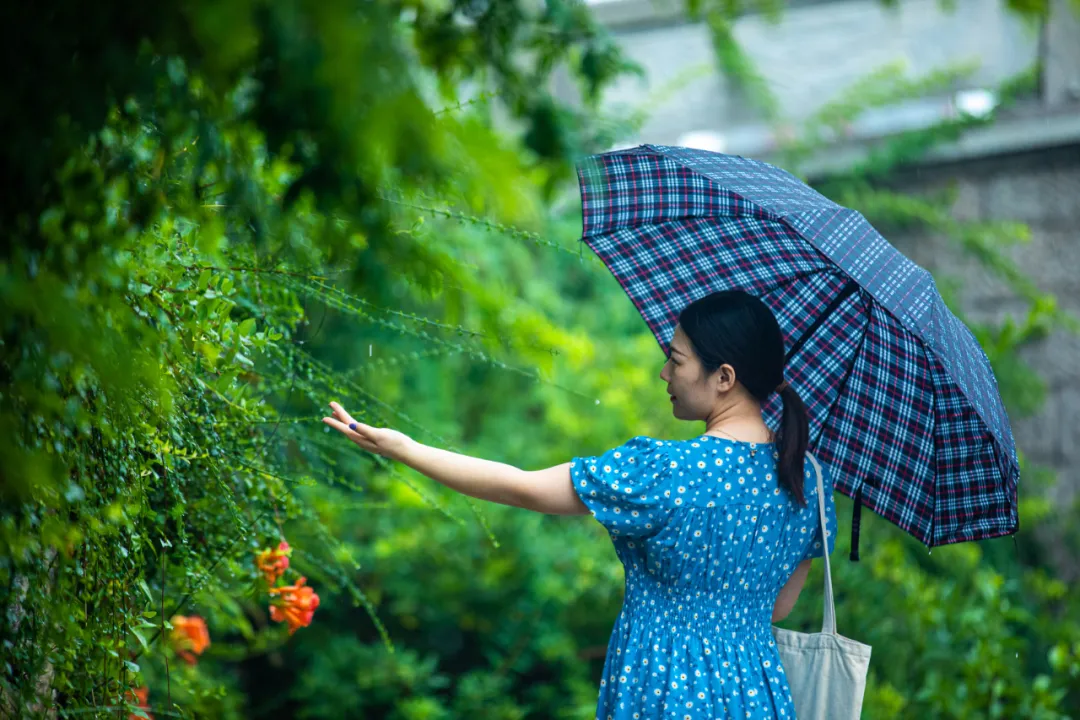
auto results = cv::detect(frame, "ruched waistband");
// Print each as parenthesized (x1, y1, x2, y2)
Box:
(622, 574, 776, 638)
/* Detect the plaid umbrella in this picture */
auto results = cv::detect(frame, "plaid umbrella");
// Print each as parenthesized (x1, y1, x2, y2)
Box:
(576, 143, 1019, 554)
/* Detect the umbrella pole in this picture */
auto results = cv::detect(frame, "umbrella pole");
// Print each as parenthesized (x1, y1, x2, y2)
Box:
(850, 487, 863, 561)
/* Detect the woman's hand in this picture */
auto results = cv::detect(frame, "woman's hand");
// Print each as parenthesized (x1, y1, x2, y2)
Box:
(321, 402, 413, 460)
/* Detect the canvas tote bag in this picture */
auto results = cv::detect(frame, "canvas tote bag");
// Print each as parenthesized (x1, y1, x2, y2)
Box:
(772, 453, 872, 720)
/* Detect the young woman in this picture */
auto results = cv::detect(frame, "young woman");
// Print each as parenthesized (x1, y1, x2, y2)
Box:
(323, 289, 837, 719)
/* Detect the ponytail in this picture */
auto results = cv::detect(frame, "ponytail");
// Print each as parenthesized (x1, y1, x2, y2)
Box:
(776, 384, 809, 506)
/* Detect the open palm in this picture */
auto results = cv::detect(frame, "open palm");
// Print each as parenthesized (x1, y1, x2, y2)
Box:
(322, 402, 412, 460)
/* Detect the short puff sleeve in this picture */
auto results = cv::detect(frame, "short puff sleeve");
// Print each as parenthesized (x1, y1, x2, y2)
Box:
(570, 436, 672, 539)
(800, 456, 838, 561)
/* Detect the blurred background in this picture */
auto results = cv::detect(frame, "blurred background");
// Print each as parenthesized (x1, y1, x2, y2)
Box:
(1, 0, 1078, 718)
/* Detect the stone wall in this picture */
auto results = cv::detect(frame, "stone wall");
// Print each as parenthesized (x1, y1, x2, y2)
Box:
(883, 143, 1080, 509)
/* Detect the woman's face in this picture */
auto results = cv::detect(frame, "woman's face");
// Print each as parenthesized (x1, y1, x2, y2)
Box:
(660, 324, 736, 421)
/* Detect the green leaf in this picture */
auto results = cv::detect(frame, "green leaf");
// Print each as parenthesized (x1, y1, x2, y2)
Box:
(215, 368, 240, 392)
(222, 344, 239, 367)
(131, 629, 149, 653)
(197, 269, 212, 291)
(238, 318, 256, 337)
(198, 342, 221, 367)
(137, 579, 153, 604)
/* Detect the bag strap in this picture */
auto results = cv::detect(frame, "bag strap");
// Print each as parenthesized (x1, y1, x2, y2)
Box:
(805, 453, 836, 635)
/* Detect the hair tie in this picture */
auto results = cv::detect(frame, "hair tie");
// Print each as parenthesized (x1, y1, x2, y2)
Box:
(775, 380, 789, 394)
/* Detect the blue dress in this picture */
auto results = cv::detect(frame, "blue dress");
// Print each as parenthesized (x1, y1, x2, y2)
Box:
(570, 435, 837, 720)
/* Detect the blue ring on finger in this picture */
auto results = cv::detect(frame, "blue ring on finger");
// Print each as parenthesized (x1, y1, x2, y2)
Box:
(349, 423, 357, 430)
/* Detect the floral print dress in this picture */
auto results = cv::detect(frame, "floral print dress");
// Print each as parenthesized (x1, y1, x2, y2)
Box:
(570, 435, 837, 720)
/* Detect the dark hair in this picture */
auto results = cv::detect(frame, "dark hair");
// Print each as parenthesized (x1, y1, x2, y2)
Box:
(678, 290, 809, 506)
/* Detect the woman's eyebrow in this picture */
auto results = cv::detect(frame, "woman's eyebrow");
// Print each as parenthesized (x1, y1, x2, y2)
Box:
(670, 346, 685, 357)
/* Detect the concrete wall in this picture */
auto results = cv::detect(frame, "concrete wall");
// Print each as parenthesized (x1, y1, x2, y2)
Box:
(583, 0, 1039, 156)
(884, 144, 1080, 508)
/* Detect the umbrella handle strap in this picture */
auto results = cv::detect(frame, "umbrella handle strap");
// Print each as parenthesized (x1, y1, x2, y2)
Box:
(850, 486, 863, 562)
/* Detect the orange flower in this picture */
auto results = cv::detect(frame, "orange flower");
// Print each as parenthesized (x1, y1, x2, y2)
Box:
(269, 576, 320, 635)
(256, 540, 292, 585)
(125, 685, 152, 719)
(169, 614, 210, 664)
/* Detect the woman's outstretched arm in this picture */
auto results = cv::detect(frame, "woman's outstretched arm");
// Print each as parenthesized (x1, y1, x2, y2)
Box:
(322, 402, 589, 515)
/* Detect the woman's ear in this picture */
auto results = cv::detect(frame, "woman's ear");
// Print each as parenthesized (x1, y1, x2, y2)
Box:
(714, 363, 738, 393)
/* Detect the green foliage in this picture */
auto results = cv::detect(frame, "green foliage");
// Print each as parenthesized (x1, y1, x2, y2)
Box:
(1, 1, 625, 717)
(3, 0, 1078, 718)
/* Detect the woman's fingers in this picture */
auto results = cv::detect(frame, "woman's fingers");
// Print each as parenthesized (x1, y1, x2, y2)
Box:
(322, 402, 411, 459)
(323, 404, 380, 451)
(328, 401, 357, 426)
(321, 415, 374, 449)
(321, 416, 351, 435)
(327, 402, 369, 436)
(322, 416, 359, 440)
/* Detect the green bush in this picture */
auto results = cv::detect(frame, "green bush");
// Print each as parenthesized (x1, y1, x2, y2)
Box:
(2, 1, 1077, 719)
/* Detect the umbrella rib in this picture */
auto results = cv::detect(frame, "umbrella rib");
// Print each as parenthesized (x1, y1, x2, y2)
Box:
(759, 266, 838, 301)
(784, 279, 860, 364)
(810, 290, 871, 452)
(921, 340, 941, 547)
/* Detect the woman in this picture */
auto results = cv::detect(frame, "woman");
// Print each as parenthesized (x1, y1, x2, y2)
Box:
(323, 289, 837, 719)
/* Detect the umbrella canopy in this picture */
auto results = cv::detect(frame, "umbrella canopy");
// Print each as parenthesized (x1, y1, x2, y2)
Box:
(576, 143, 1019, 551)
